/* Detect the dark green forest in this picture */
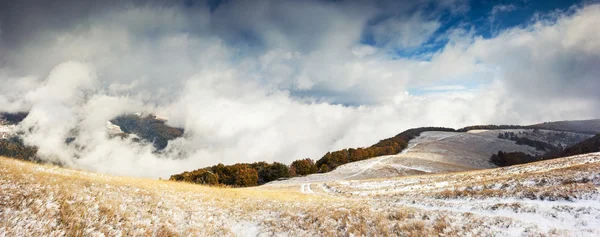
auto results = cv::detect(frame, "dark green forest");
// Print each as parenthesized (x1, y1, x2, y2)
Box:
(110, 114, 184, 150)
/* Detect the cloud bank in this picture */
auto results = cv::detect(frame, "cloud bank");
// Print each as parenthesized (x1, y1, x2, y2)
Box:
(0, 0, 599, 178)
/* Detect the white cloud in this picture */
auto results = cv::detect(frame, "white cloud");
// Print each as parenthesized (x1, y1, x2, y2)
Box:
(0, 1, 598, 178)
(490, 4, 517, 16)
(369, 14, 441, 49)
(421, 85, 467, 91)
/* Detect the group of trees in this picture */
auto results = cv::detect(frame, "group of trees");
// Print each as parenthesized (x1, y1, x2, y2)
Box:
(490, 151, 539, 167)
(497, 132, 560, 152)
(170, 161, 291, 187)
(111, 114, 184, 150)
(457, 125, 527, 132)
(0, 136, 38, 162)
(290, 158, 318, 176)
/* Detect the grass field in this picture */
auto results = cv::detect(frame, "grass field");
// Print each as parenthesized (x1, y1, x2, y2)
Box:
(2, 153, 600, 236)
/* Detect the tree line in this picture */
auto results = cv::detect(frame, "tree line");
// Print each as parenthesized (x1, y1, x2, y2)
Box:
(170, 161, 291, 187)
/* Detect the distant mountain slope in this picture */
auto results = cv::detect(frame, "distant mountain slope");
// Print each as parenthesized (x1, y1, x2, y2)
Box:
(0, 112, 185, 162)
(559, 134, 600, 157)
(0, 112, 28, 125)
(489, 130, 599, 167)
(531, 119, 600, 135)
(110, 114, 184, 150)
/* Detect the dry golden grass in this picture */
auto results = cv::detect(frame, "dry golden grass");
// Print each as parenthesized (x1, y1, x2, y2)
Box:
(0, 156, 452, 236)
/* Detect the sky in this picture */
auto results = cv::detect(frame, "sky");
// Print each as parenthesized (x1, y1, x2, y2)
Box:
(1, 0, 599, 178)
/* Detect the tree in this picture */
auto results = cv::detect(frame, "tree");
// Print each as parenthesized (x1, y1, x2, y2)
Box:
(234, 167, 258, 187)
(319, 164, 330, 173)
(261, 162, 290, 183)
(290, 158, 318, 176)
(194, 170, 219, 185)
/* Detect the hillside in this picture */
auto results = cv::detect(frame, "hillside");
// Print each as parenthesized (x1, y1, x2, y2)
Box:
(559, 134, 600, 157)
(170, 122, 595, 187)
(273, 129, 591, 184)
(531, 119, 600, 135)
(2, 153, 600, 236)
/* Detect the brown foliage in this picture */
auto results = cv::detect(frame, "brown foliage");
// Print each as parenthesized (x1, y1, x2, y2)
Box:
(290, 158, 318, 176)
(316, 127, 455, 171)
(170, 161, 290, 187)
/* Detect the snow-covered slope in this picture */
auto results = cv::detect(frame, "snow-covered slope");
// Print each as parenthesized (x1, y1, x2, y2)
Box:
(288, 152, 600, 236)
(2, 153, 599, 236)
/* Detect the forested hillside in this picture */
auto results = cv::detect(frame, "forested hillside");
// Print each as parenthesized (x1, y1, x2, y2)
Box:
(491, 132, 600, 167)
(558, 134, 600, 157)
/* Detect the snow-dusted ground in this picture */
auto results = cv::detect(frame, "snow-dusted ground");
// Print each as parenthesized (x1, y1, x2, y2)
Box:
(1, 152, 600, 236)
(296, 152, 600, 236)
(0, 124, 15, 139)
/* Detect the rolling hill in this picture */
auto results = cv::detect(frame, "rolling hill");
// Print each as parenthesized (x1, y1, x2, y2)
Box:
(271, 128, 592, 184)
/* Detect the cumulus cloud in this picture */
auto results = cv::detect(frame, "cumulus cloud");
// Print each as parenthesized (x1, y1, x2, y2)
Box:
(369, 14, 441, 49)
(0, 0, 599, 178)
